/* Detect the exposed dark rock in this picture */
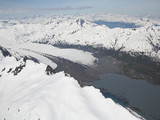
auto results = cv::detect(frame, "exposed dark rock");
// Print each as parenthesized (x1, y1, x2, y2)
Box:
(2, 68, 5, 72)
(46, 65, 56, 75)
(23, 56, 28, 62)
(12, 64, 26, 75)
(7, 68, 12, 73)
(27, 56, 39, 63)
(0, 46, 11, 57)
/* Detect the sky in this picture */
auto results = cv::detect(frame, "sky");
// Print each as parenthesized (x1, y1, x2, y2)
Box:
(0, 0, 160, 18)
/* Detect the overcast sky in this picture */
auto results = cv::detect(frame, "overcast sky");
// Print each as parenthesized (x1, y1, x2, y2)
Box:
(0, 0, 160, 17)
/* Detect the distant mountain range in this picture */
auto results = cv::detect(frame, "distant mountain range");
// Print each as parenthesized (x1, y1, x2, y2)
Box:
(0, 14, 160, 62)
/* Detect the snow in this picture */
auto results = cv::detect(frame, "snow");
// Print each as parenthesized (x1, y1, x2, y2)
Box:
(0, 50, 4, 60)
(0, 14, 159, 61)
(0, 57, 144, 120)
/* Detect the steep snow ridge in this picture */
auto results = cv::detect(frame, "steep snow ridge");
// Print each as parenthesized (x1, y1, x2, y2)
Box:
(0, 57, 144, 120)
(0, 15, 159, 61)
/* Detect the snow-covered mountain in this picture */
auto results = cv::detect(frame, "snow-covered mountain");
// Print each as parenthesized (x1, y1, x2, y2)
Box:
(0, 56, 144, 120)
(0, 14, 160, 61)
(0, 14, 159, 120)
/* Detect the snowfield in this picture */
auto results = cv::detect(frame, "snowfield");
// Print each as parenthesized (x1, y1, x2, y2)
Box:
(0, 57, 144, 120)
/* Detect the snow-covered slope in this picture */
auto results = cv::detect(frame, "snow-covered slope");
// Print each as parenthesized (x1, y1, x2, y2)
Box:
(0, 14, 160, 61)
(0, 56, 144, 120)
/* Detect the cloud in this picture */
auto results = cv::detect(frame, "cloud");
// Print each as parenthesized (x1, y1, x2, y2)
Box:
(0, 6, 92, 14)
(39, 6, 92, 11)
(76, 6, 92, 10)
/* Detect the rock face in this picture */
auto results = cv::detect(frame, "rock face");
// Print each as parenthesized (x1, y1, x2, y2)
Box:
(0, 14, 160, 61)
(0, 46, 11, 57)
(46, 65, 56, 75)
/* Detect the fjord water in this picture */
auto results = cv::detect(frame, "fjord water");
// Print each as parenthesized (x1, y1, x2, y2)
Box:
(53, 44, 160, 120)
(90, 73, 160, 120)
(94, 21, 139, 28)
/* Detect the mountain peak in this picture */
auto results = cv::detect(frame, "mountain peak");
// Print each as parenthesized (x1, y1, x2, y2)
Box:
(76, 18, 85, 27)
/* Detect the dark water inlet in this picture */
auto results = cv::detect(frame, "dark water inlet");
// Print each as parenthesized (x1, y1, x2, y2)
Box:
(93, 21, 140, 29)
(88, 73, 160, 120)
(45, 44, 160, 120)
